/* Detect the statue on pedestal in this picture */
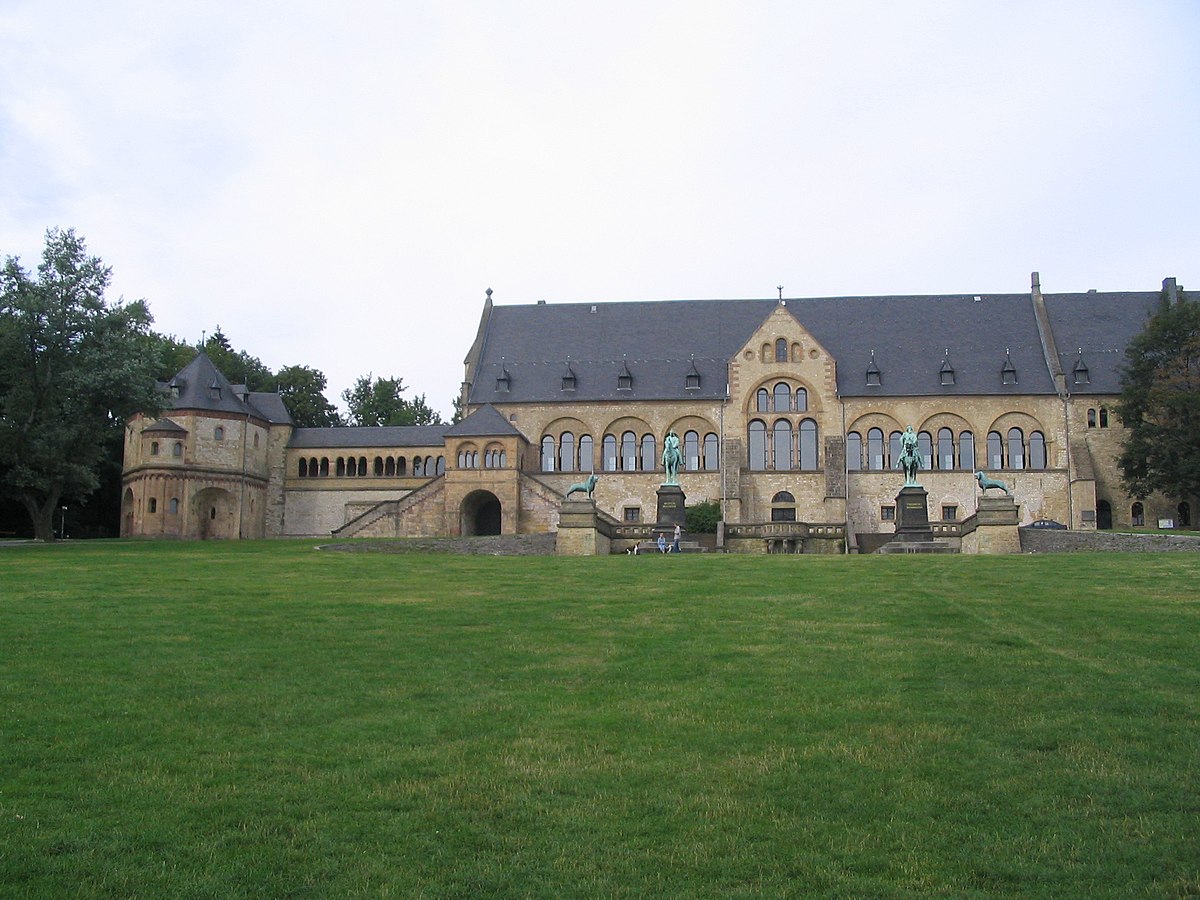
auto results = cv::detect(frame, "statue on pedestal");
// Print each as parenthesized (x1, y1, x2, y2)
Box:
(661, 430, 682, 486)
(898, 425, 922, 487)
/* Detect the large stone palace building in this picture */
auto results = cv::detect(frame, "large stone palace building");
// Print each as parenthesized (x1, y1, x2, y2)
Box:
(121, 274, 1193, 550)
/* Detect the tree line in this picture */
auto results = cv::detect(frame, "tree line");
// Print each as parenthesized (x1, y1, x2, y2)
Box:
(1, 229, 451, 540)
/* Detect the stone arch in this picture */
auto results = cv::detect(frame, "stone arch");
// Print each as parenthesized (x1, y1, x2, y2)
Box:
(746, 375, 821, 413)
(986, 411, 1046, 436)
(461, 489, 502, 536)
(846, 412, 903, 435)
(191, 486, 237, 540)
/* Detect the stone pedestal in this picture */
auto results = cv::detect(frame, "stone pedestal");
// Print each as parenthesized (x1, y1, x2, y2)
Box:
(962, 495, 1022, 554)
(893, 486, 933, 543)
(655, 484, 686, 528)
(556, 499, 611, 556)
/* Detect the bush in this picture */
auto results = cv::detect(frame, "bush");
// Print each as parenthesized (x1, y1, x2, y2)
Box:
(685, 499, 721, 533)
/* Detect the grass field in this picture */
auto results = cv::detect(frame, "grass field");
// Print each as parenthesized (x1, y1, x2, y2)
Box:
(2, 541, 1198, 898)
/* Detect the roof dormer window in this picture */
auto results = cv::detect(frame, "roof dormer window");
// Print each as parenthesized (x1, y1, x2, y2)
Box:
(1001, 349, 1017, 386)
(939, 350, 955, 386)
(561, 358, 576, 392)
(496, 358, 510, 393)
(685, 355, 701, 390)
(208, 379, 221, 400)
(866, 350, 882, 387)
(617, 357, 633, 391)
(1072, 349, 1090, 385)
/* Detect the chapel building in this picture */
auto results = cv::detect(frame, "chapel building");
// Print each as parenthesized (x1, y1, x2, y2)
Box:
(120, 275, 1194, 550)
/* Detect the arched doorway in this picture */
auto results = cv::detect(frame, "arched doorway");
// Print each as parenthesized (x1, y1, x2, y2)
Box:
(192, 487, 237, 539)
(122, 488, 135, 536)
(1097, 499, 1112, 530)
(461, 490, 502, 536)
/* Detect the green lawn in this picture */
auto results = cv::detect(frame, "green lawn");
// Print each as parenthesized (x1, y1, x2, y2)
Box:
(2, 542, 1198, 898)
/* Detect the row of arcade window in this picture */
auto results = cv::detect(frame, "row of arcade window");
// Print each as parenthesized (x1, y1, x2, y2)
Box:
(846, 427, 1047, 471)
(1120, 501, 1191, 529)
(1087, 408, 1110, 428)
(541, 431, 721, 473)
(297, 455, 445, 478)
(756, 384, 808, 413)
(457, 446, 508, 468)
(149, 441, 184, 457)
(146, 497, 181, 514)
(748, 419, 820, 471)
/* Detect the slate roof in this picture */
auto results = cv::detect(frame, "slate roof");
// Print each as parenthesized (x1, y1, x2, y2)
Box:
(1042, 292, 1162, 395)
(142, 417, 188, 434)
(467, 290, 1150, 403)
(289, 425, 449, 449)
(444, 403, 524, 438)
(162, 353, 293, 424)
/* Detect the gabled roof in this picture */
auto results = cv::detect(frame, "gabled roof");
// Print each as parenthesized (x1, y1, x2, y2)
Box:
(467, 294, 1065, 401)
(163, 353, 293, 424)
(444, 403, 525, 438)
(289, 425, 449, 449)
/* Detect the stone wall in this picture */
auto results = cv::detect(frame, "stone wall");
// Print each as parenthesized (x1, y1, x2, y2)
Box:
(1020, 529, 1200, 553)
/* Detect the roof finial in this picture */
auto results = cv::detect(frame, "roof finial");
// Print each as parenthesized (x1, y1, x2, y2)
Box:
(777, 285, 784, 300)
(485, 287, 493, 299)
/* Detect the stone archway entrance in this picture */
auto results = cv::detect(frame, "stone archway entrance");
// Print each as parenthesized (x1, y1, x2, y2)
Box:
(192, 487, 237, 539)
(122, 488, 135, 537)
(461, 490, 502, 536)
(1097, 499, 1113, 530)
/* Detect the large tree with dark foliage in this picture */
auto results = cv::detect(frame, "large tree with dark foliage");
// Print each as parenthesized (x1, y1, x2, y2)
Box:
(1117, 286, 1200, 506)
(0, 229, 163, 540)
(342, 374, 443, 427)
(276, 364, 343, 427)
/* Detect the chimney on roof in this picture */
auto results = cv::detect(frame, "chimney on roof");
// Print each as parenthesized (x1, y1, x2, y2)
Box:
(1164, 277, 1179, 305)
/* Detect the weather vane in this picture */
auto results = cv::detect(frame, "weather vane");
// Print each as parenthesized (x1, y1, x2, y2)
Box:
(777, 285, 784, 300)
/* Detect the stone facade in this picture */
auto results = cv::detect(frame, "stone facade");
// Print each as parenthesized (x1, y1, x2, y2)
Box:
(122, 278, 1196, 549)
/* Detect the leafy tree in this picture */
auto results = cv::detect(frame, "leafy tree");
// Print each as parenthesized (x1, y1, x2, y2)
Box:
(685, 499, 722, 534)
(276, 365, 343, 427)
(450, 392, 465, 425)
(1117, 288, 1200, 504)
(203, 327, 274, 390)
(0, 229, 163, 541)
(342, 374, 443, 427)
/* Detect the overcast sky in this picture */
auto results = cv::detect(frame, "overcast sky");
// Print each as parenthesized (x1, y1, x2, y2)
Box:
(2, 1, 1197, 419)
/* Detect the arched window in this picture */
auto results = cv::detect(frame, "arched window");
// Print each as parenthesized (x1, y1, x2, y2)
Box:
(336, 457, 346, 477)
(703, 433, 719, 470)
(889, 432, 902, 470)
(436, 456, 445, 475)
(559, 432, 575, 473)
(148, 498, 157, 514)
(987, 431, 1003, 469)
(1087, 408, 1097, 428)
(150, 441, 159, 455)
(579, 435, 593, 472)
(1099, 408, 1109, 428)
(772, 420, 793, 470)
(684, 431, 700, 470)
(374, 456, 384, 476)
(173, 442, 183, 457)
(1029, 431, 1046, 469)
(756, 388, 770, 412)
(1178, 502, 1191, 528)
(414, 456, 424, 477)
(214, 426, 225, 441)
(1131, 501, 1145, 527)
(773, 383, 791, 413)
(602, 434, 618, 471)
(771, 490, 796, 522)
(775, 338, 788, 362)
(1007, 428, 1025, 470)
(918, 431, 933, 470)
(867, 428, 885, 470)
(794, 388, 807, 412)
(937, 428, 954, 470)
(169, 498, 179, 515)
(960, 432, 975, 470)
(349, 457, 360, 477)
(385, 457, 395, 476)
(319, 458, 329, 477)
(360, 457, 368, 476)
(309, 457, 318, 477)
(748, 420, 767, 471)
(847, 432, 863, 471)
(397, 457, 406, 476)
(799, 419, 818, 470)
(299, 458, 308, 477)
(621, 431, 637, 471)
(640, 434, 656, 471)
(541, 435, 555, 472)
